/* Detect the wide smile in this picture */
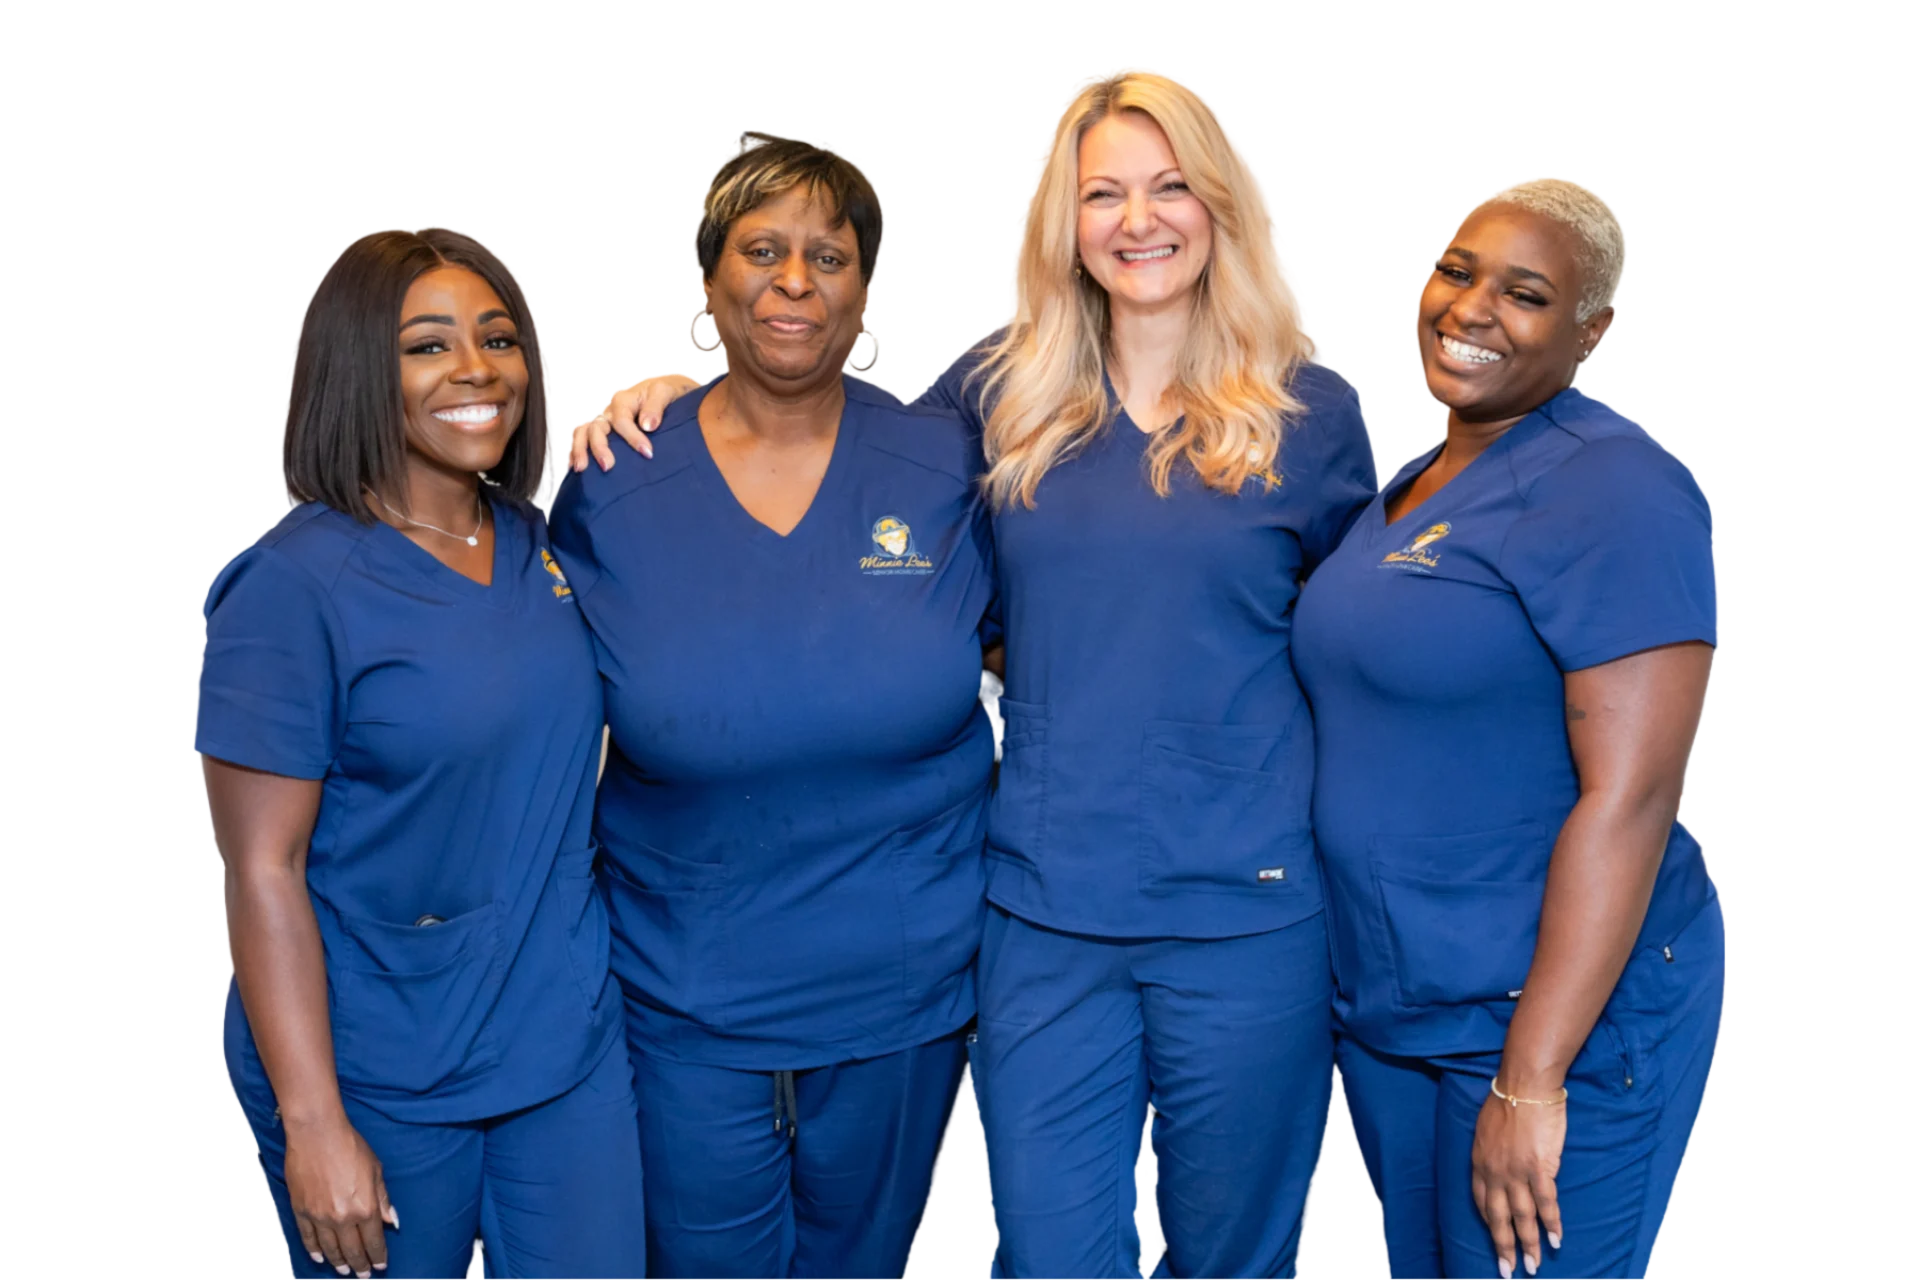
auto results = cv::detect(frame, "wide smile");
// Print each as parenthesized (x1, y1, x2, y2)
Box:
(431, 403, 504, 426)
(1435, 333, 1505, 370)
(1115, 245, 1178, 268)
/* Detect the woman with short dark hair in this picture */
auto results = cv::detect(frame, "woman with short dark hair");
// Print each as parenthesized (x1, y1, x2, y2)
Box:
(198, 229, 645, 1279)
(549, 136, 995, 1278)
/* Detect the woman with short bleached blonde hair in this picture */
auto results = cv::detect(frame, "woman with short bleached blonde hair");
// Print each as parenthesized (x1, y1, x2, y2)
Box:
(1294, 180, 1720, 1279)
(575, 72, 1376, 1277)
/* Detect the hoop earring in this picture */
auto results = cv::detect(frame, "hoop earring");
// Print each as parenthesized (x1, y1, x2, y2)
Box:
(850, 328, 879, 372)
(690, 309, 721, 352)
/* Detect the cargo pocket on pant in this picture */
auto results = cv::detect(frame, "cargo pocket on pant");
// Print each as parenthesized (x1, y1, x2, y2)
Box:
(329, 901, 502, 1095)
(603, 842, 733, 1030)
(1369, 823, 1550, 1009)
(1137, 719, 1309, 895)
(555, 843, 612, 1014)
(989, 698, 1049, 874)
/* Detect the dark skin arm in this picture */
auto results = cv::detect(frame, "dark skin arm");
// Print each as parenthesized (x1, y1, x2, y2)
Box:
(205, 757, 396, 1278)
(1471, 641, 1712, 1277)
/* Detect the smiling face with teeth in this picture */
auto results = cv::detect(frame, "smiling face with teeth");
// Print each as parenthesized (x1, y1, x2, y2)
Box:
(1076, 110, 1213, 315)
(397, 266, 528, 480)
(1419, 204, 1614, 429)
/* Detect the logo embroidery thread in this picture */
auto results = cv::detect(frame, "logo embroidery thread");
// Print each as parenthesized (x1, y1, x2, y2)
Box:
(861, 515, 934, 576)
(540, 548, 574, 599)
(1381, 522, 1452, 572)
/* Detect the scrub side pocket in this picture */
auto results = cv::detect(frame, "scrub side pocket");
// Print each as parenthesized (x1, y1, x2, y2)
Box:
(1368, 822, 1550, 1009)
(988, 698, 1049, 873)
(327, 900, 503, 1096)
(602, 842, 734, 1030)
(1137, 715, 1312, 896)
(892, 792, 990, 1016)
(554, 843, 612, 1015)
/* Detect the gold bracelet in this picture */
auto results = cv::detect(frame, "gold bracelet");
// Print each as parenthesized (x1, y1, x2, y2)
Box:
(1490, 1078, 1569, 1108)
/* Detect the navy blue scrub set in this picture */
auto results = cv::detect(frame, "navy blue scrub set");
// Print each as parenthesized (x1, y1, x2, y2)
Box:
(196, 496, 646, 1279)
(550, 376, 997, 1279)
(921, 345, 1378, 1279)
(1292, 389, 1723, 1279)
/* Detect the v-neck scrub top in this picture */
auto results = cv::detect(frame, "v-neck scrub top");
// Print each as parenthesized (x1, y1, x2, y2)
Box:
(1292, 388, 1718, 1058)
(923, 343, 1378, 939)
(549, 376, 997, 1070)
(196, 496, 621, 1123)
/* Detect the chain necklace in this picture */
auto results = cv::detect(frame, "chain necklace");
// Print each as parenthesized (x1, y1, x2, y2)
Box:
(368, 490, 484, 547)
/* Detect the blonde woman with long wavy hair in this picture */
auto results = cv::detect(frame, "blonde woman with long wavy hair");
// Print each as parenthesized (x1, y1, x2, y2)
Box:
(575, 73, 1376, 1278)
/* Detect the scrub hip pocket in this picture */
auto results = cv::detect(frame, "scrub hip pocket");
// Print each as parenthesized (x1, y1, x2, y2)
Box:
(327, 900, 503, 1096)
(988, 697, 1050, 873)
(1367, 822, 1550, 1008)
(602, 841, 734, 1029)
(1136, 717, 1311, 896)
(554, 843, 613, 1015)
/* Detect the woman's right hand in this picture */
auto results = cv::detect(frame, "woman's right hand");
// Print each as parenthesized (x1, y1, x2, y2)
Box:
(569, 375, 702, 471)
(283, 1113, 397, 1277)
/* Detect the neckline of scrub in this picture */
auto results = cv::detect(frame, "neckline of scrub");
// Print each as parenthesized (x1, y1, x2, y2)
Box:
(686, 376, 856, 547)
(367, 488, 516, 605)
(1374, 409, 1549, 536)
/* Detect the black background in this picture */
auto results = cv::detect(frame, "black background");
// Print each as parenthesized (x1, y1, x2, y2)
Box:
(202, 59, 1912, 1280)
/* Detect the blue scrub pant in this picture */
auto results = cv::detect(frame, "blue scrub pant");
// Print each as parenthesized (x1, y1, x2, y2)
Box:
(232, 1036, 648, 1278)
(629, 1026, 968, 1278)
(970, 905, 1335, 1278)
(1339, 896, 1724, 1279)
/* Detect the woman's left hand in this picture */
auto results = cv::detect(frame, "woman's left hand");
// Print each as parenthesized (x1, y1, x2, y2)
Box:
(1471, 1088, 1566, 1277)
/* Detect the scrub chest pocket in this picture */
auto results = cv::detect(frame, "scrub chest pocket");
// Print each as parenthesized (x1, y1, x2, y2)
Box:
(1369, 821, 1551, 1009)
(327, 901, 503, 1096)
(1138, 714, 1313, 896)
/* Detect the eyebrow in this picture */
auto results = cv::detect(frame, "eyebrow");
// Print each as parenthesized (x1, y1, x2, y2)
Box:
(399, 309, 514, 331)
(1443, 247, 1557, 290)
(1079, 167, 1183, 188)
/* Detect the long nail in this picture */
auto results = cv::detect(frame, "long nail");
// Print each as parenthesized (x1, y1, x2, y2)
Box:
(1548, 1232, 1562, 1250)
(310, 1253, 325, 1264)
(1498, 1258, 1513, 1280)
(1525, 1254, 1538, 1275)
(335, 1267, 351, 1277)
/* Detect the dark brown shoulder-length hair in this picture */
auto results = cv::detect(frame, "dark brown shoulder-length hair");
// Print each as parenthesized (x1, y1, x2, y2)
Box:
(284, 228, 546, 522)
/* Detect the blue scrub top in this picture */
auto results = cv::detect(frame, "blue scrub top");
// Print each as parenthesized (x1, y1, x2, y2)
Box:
(923, 339, 1377, 939)
(1292, 388, 1718, 1057)
(549, 376, 997, 1070)
(196, 496, 621, 1123)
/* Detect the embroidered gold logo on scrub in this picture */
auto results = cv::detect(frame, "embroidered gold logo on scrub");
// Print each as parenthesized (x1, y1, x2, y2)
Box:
(1381, 522, 1452, 571)
(541, 548, 574, 599)
(861, 515, 934, 576)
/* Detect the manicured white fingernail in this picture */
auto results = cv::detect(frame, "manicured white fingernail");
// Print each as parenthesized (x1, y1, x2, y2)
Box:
(310, 1253, 325, 1264)
(643, 417, 658, 431)
(358, 1271, 371, 1278)
(335, 1267, 350, 1277)
(1549, 1232, 1562, 1250)
(1498, 1259, 1512, 1280)
(1525, 1254, 1538, 1275)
